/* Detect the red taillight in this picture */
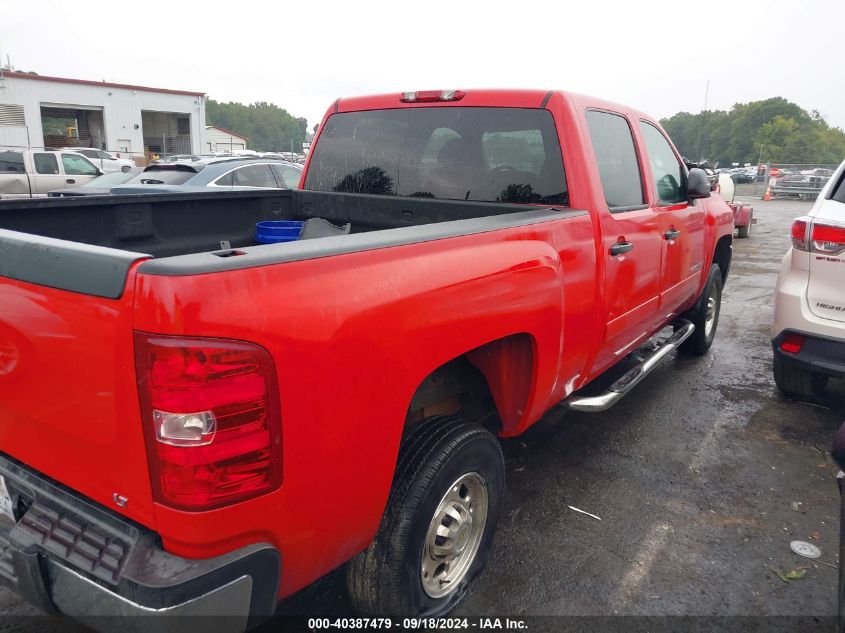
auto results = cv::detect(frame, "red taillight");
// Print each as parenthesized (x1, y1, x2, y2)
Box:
(791, 218, 809, 251)
(811, 222, 845, 255)
(135, 333, 282, 511)
(780, 333, 805, 354)
(401, 90, 466, 103)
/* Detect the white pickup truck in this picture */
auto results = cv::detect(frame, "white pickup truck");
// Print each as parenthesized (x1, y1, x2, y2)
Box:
(0, 148, 102, 198)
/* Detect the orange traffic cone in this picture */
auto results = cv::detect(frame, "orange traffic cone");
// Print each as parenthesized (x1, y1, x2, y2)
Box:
(763, 183, 773, 201)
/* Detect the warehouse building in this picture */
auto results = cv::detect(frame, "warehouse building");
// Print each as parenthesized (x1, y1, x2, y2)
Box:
(0, 70, 206, 161)
(205, 125, 248, 153)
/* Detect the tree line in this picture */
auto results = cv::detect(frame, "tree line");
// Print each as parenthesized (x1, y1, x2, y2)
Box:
(660, 97, 845, 166)
(206, 99, 307, 153)
(204, 95, 845, 166)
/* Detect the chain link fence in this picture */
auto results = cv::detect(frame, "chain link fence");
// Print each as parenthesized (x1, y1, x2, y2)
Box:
(755, 163, 839, 199)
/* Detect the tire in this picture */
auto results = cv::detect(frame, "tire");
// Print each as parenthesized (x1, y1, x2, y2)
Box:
(347, 416, 505, 616)
(737, 213, 752, 238)
(679, 263, 723, 356)
(773, 354, 828, 402)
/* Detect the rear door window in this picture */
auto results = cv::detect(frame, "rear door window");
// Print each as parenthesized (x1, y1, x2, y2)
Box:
(214, 171, 234, 186)
(61, 153, 98, 176)
(586, 110, 645, 211)
(232, 164, 278, 188)
(305, 107, 568, 205)
(0, 151, 24, 173)
(34, 153, 59, 174)
(270, 164, 302, 188)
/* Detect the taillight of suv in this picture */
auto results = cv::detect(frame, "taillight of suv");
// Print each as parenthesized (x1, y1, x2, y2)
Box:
(791, 217, 845, 255)
(134, 333, 282, 511)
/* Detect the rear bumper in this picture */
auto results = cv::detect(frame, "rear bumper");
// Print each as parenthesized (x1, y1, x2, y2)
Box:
(0, 453, 279, 633)
(772, 250, 845, 340)
(773, 330, 845, 379)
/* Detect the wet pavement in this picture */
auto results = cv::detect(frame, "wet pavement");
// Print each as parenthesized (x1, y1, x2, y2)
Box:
(2, 194, 843, 629)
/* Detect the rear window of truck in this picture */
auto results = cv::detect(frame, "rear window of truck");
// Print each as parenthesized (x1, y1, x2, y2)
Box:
(304, 108, 568, 206)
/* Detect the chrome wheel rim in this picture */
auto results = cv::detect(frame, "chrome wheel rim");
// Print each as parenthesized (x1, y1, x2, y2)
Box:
(704, 287, 719, 338)
(421, 472, 488, 599)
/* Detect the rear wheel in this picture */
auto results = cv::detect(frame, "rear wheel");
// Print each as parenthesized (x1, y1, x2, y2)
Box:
(737, 213, 752, 238)
(679, 263, 723, 356)
(773, 355, 828, 401)
(347, 417, 504, 616)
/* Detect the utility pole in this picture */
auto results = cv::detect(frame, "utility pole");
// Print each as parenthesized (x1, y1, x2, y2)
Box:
(697, 80, 710, 163)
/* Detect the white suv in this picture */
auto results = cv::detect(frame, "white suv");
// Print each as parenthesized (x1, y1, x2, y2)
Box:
(772, 158, 845, 400)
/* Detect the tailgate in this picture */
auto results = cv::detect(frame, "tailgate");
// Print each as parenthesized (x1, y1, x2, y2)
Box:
(0, 231, 155, 527)
(807, 197, 845, 323)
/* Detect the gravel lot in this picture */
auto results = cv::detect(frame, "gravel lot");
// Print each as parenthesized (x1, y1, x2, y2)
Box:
(2, 192, 843, 631)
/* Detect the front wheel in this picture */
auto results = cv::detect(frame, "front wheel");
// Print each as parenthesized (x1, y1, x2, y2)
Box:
(679, 263, 723, 356)
(347, 417, 504, 616)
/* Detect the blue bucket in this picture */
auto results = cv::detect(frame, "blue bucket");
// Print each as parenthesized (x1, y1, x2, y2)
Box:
(255, 220, 305, 244)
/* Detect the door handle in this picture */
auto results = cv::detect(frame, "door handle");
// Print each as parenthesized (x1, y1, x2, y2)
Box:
(610, 241, 634, 256)
(664, 229, 681, 240)
(65, 178, 75, 184)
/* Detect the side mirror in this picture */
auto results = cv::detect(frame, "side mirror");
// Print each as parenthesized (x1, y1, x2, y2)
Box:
(687, 168, 712, 201)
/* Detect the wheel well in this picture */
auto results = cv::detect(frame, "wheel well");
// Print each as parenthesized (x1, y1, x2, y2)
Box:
(713, 235, 732, 282)
(404, 333, 535, 438)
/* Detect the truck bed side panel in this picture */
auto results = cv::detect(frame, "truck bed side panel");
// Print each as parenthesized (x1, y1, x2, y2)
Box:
(132, 214, 595, 597)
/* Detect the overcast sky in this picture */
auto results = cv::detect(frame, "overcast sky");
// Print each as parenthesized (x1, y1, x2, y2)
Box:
(2, 0, 844, 131)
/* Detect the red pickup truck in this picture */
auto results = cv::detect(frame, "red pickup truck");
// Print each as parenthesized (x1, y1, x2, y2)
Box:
(0, 89, 734, 629)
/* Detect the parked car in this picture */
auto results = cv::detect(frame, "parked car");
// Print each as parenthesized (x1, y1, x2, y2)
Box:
(772, 158, 845, 400)
(0, 148, 102, 198)
(730, 169, 754, 184)
(110, 157, 303, 193)
(0, 89, 734, 628)
(60, 147, 135, 173)
(47, 168, 142, 197)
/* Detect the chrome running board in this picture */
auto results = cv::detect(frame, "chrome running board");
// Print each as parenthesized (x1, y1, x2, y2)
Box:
(564, 320, 696, 412)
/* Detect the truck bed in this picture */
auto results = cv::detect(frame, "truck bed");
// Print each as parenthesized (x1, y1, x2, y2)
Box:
(0, 190, 574, 298)
(0, 189, 561, 259)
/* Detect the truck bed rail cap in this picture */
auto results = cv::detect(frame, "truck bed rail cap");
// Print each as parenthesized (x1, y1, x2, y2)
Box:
(0, 229, 150, 298)
(137, 207, 588, 277)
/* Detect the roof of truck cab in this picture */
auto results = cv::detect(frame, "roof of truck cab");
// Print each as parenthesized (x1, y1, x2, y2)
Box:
(332, 89, 657, 123)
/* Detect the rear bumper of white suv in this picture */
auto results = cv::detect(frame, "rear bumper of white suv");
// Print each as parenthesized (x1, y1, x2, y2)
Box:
(773, 251, 845, 379)
(773, 329, 845, 379)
